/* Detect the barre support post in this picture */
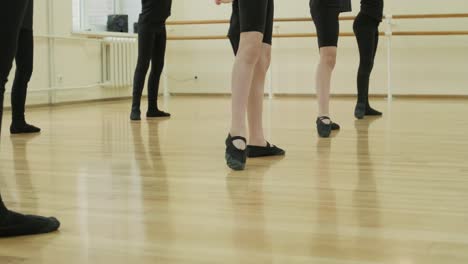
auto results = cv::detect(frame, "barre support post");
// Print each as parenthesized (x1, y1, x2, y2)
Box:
(385, 14, 393, 101)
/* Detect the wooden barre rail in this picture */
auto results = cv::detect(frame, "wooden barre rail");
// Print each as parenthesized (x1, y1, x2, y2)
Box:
(166, 13, 468, 25)
(166, 31, 468, 40)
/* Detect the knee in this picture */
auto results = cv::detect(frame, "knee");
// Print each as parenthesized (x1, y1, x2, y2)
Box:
(258, 50, 271, 73)
(15, 65, 33, 82)
(320, 51, 337, 70)
(237, 40, 263, 65)
(358, 59, 374, 75)
(152, 60, 165, 73)
(136, 57, 151, 72)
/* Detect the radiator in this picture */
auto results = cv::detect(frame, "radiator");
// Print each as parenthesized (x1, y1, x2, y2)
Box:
(101, 37, 138, 88)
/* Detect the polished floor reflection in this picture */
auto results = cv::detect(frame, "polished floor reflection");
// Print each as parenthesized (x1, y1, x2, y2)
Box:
(1, 96, 468, 263)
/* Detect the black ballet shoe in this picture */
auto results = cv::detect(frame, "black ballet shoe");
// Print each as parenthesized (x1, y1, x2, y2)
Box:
(147, 110, 171, 118)
(355, 102, 366, 119)
(316, 116, 333, 138)
(10, 122, 41, 134)
(225, 134, 247, 171)
(365, 105, 383, 116)
(130, 110, 141, 121)
(247, 142, 285, 158)
(0, 210, 60, 237)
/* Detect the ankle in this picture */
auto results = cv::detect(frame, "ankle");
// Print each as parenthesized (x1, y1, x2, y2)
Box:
(228, 133, 247, 150)
(229, 129, 246, 139)
(12, 118, 26, 126)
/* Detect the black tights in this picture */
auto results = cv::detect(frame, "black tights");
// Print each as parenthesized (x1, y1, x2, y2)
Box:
(1, 0, 31, 135)
(0, 0, 60, 237)
(11, 29, 34, 124)
(353, 12, 380, 104)
(131, 26, 167, 112)
(1, 0, 29, 215)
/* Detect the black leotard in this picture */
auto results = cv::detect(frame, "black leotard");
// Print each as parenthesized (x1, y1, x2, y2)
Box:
(139, 0, 172, 27)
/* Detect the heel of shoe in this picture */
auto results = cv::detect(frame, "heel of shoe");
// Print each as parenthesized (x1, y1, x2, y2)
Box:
(316, 117, 332, 138)
(225, 134, 247, 170)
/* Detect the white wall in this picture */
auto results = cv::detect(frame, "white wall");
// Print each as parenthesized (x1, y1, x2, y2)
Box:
(166, 0, 468, 96)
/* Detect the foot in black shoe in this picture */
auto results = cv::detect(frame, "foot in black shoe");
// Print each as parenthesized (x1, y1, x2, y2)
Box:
(365, 104, 382, 116)
(147, 110, 171, 118)
(355, 102, 366, 119)
(247, 142, 285, 158)
(10, 123, 41, 134)
(0, 210, 60, 237)
(130, 110, 141, 121)
(316, 116, 332, 138)
(225, 134, 247, 171)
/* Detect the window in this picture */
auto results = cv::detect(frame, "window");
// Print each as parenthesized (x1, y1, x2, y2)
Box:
(73, 0, 141, 33)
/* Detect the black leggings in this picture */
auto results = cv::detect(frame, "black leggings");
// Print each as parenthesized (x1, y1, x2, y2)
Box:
(131, 25, 167, 111)
(353, 12, 380, 103)
(1, 0, 32, 135)
(11, 29, 34, 123)
(0, 194, 7, 215)
(0, 0, 31, 215)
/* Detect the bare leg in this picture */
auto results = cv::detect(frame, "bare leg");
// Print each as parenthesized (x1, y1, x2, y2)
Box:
(315, 46, 337, 124)
(230, 32, 264, 149)
(247, 43, 271, 146)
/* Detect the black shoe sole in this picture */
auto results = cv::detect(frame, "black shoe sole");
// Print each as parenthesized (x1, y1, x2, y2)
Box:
(10, 130, 41, 134)
(365, 113, 383, 116)
(146, 115, 171, 119)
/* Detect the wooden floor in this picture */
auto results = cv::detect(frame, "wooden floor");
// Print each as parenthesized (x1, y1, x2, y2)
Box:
(1, 96, 468, 264)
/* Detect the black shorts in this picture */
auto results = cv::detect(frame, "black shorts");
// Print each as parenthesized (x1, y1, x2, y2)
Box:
(310, 4, 341, 48)
(228, 0, 274, 55)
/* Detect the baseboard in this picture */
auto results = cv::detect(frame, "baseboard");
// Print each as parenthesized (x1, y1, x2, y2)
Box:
(4, 92, 467, 112)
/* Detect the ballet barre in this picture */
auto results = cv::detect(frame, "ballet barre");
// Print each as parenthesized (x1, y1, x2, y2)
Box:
(165, 13, 468, 25)
(166, 31, 468, 40)
(164, 13, 468, 100)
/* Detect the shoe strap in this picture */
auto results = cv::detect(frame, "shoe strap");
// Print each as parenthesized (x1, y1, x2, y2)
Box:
(230, 135, 247, 144)
(318, 116, 331, 121)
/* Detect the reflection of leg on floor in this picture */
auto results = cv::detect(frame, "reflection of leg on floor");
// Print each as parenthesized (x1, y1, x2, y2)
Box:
(226, 158, 281, 262)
